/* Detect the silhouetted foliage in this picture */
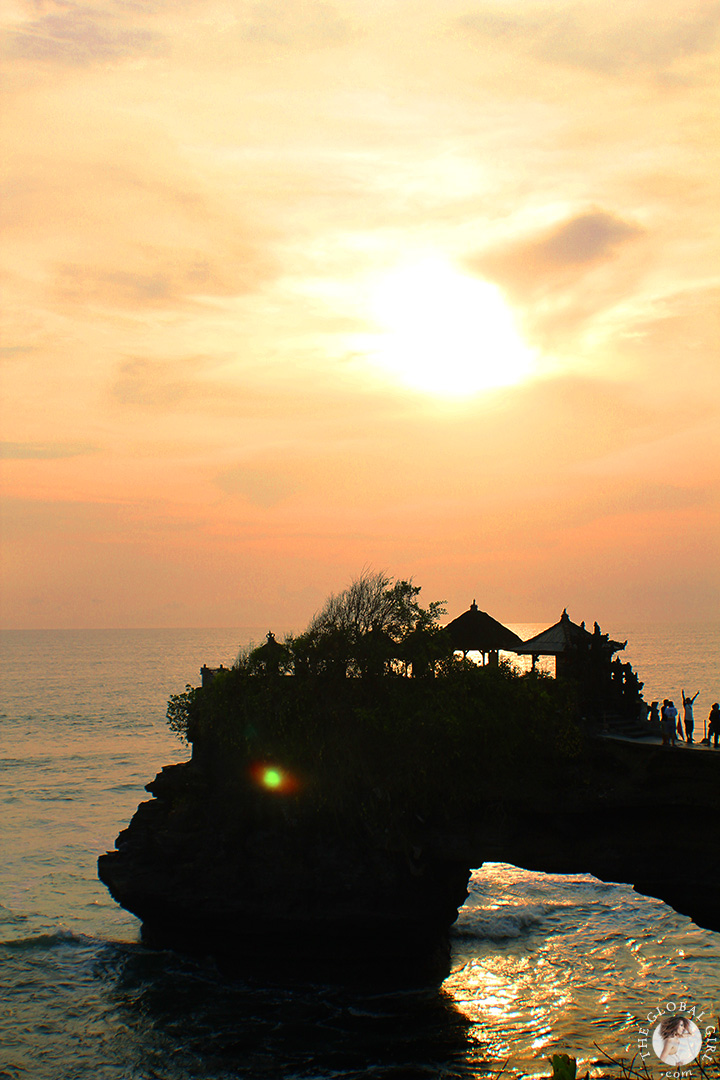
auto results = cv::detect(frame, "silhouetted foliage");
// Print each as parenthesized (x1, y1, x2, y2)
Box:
(288, 570, 449, 677)
(166, 574, 585, 833)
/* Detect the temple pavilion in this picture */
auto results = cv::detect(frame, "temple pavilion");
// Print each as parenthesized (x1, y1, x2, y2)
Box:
(444, 600, 523, 665)
(514, 609, 626, 676)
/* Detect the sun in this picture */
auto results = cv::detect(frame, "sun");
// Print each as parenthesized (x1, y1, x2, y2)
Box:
(364, 257, 535, 397)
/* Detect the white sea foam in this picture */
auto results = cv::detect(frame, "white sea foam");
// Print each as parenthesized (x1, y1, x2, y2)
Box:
(0, 928, 91, 951)
(453, 904, 550, 940)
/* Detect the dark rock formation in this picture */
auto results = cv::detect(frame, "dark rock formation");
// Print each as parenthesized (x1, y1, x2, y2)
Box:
(98, 762, 471, 982)
(427, 737, 720, 936)
(99, 737, 720, 981)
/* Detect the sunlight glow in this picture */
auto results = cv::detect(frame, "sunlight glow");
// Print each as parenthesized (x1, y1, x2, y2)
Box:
(366, 257, 535, 397)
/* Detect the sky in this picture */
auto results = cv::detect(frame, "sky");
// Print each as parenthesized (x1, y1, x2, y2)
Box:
(1, 0, 719, 631)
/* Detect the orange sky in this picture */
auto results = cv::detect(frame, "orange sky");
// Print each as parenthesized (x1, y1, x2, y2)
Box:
(1, 0, 719, 629)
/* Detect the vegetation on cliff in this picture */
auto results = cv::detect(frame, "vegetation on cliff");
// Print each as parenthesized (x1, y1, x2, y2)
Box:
(167, 573, 584, 829)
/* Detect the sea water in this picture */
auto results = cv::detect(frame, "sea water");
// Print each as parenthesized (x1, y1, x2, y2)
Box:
(0, 625, 718, 1080)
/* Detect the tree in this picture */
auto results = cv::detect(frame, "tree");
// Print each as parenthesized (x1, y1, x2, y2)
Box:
(309, 571, 443, 637)
(291, 570, 448, 676)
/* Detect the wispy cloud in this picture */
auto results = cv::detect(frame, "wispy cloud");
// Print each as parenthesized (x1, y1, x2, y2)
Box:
(0, 440, 100, 459)
(468, 209, 643, 286)
(528, 212, 644, 267)
(55, 248, 275, 310)
(0, 345, 38, 360)
(215, 463, 299, 507)
(466, 209, 646, 350)
(111, 357, 212, 408)
(240, 1, 350, 47)
(457, 2, 720, 79)
(5, 3, 162, 65)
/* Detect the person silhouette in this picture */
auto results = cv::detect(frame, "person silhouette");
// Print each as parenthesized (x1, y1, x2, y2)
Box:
(665, 700, 679, 745)
(709, 703, 720, 749)
(682, 690, 699, 743)
(661, 700, 673, 746)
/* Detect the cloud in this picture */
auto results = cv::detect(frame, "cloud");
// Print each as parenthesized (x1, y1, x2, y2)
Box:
(199, 373, 693, 517)
(531, 480, 711, 532)
(0, 440, 100, 459)
(457, 2, 720, 79)
(215, 463, 299, 507)
(1, 141, 279, 312)
(111, 357, 206, 408)
(109, 355, 272, 413)
(4, 3, 162, 65)
(0, 496, 121, 539)
(469, 210, 643, 286)
(0, 345, 38, 360)
(532, 212, 643, 266)
(58, 260, 241, 309)
(54, 243, 278, 311)
(240, 1, 350, 47)
(466, 210, 645, 348)
(606, 284, 720, 400)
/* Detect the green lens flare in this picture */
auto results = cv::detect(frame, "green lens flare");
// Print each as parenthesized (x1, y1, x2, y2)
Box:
(263, 768, 282, 789)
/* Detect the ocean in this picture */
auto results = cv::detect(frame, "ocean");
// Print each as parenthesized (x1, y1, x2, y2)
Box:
(1, 624, 718, 1080)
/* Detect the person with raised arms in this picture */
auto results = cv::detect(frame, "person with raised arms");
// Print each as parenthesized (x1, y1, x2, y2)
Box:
(682, 690, 699, 744)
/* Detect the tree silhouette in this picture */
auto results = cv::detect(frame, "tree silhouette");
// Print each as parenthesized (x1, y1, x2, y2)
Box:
(291, 570, 448, 677)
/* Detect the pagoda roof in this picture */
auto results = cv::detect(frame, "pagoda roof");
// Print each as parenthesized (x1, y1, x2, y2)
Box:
(444, 601, 524, 653)
(516, 610, 626, 656)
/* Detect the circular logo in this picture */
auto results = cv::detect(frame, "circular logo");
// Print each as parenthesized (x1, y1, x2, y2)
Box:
(651, 1017, 703, 1066)
(635, 1001, 717, 1074)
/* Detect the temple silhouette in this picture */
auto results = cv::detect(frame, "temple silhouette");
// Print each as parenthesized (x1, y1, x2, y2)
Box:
(446, 602, 641, 726)
(201, 601, 646, 729)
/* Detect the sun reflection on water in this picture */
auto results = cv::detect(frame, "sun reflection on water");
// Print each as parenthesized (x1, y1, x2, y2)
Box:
(444, 952, 571, 1063)
(441, 862, 720, 1077)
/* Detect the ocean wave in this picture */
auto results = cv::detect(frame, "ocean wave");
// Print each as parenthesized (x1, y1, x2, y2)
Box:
(0, 928, 94, 952)
(453, 904, 549, 940)
(0, 903, 29, 925)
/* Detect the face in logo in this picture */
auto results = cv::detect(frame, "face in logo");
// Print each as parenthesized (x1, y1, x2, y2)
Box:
(652, 1016, 703, 1066)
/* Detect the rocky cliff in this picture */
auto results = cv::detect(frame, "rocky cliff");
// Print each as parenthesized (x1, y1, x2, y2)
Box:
(426, 737, 720, 935)
(98, 760, 472, 981)
(98, 735, 719, 980)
